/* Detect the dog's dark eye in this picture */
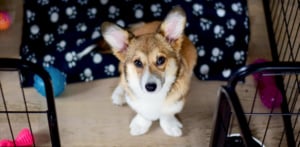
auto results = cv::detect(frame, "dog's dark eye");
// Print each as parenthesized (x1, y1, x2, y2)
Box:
(134, 59, 143, 68)
(156, 56, 166, 66)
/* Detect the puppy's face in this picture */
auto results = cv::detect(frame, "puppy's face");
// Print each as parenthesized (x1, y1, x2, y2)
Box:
(102, 7, 186, 94)
(124, 34, 179, 94)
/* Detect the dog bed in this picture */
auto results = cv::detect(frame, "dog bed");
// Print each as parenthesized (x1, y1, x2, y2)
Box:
(20, 0, 249, 86)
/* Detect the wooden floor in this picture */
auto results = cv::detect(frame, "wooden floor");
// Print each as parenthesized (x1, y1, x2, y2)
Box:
(0, 0, 277, 146)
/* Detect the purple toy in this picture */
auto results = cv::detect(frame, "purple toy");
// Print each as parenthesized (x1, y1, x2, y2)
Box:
(252, 59, 282, 109)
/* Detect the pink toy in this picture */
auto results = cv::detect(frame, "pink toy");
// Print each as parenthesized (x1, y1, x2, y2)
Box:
(252, 59, 283, 109)
(0, 128, 34, 147)
(0, 11, 11, 31)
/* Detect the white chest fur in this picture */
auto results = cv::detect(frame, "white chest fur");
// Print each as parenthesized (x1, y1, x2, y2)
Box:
(126, 92, 165, 121)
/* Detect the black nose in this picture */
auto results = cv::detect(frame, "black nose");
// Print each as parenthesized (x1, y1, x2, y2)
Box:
(145, 83, 157, 92)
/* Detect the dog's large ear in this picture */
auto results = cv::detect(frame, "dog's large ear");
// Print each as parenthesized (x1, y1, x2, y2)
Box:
(101, 22, 130, 61)
(159, 6, 186, 43)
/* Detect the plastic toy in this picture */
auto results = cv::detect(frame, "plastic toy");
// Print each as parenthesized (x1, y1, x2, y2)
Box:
(34, 66, 66, 97)
(0, 11, 11, 31)
(252, 59, 283, 109)
(0, 128, 34, 147)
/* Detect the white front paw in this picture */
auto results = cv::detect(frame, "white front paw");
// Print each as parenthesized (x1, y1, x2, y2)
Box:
(160, 116, 183, 137)
(111, 84, 126, 105)
(130, 115, 152, 136)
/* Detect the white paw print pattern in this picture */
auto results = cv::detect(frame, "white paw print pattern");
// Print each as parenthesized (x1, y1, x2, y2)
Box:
(78, 0, 88, 5)
(80, 68, 94, 82)
(186, 22, 190, 28)
(192, 3, 203, 16)
(151, 4, 162, 17)
(133, 4, 144, 19)
(199, 64, 209, 80)
(76, 23, 87, 32)
(76, 38, 86, 46)
(225, 35, 235, 47)
(22, 45, 29, 54)
(210, 47, 223, 62)
(226, 18, 236, 30)
(57, 24, 68, 34)
(116, 19, 125, 27)
(199, 18, 212, 31)
(222, 69, 231, 78)
(27, 53, 37, 64)
(29, 24, 40, 39)
(26, 10, 35, 23)
(22, 1, 250, 83)
(244, 17, 249, 29)
(245, 35, 249, 44)
(105, 64, 116, 76)
(91, 27, 101, 39)
(234, 51, 245, 64)
(188, 34, 199, 44)
(87, 8, 97, 19)
(197, 46, 206, 57)
(56, 40, 67, 52)
(66, 6, 77, 19)
(43, 54, 55, 67)
(48, 7, 59, 23)
(215, 2, 226, 17)
(44, 33, 54, 46)
(37, 0, 49, 6)
(214, 25, 225, 39)
(91, 53, 103, 64)
(100, 0, 108, 5)
(108, 5, 120, 19)
(65, 51, 78, 68)
(231, 2, 243, 15)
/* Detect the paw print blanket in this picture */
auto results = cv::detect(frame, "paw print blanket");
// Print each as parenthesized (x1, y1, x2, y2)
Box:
(20, 0, 249, 86)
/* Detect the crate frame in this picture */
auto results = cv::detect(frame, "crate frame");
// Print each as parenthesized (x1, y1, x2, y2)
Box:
(210, 62, 300, 146)
(0, 58, 61, 147)
(210, 0, 300, 146)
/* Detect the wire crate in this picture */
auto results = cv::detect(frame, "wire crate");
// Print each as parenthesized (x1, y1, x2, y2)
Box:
(0, 58, 60, 147)
(210, 63, 300, 146)
(210, 0, 300, 146)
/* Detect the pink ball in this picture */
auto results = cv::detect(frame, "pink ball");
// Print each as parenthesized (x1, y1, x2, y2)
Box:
(0, 11, 12, 31)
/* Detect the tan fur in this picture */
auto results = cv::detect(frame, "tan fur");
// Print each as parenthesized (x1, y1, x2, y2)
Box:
(102, 6, 197, 136)
(124, 22, 197, 104)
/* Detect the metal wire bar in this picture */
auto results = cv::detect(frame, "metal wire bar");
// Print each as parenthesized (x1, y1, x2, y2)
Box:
(261, 107, 275, 145)
(289, 77, 300, 113)
(0, 111, 48, 113)
(246, 85, 259, 125)
(243, 112, 300, 116)
(0, 82, 15, 145)
(18, 70, 36, 147)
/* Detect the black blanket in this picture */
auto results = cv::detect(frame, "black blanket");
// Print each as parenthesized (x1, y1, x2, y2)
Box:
(20, 0, 250, 86)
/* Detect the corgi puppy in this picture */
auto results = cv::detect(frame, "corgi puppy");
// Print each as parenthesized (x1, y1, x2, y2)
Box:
(101, 6, 197, 137)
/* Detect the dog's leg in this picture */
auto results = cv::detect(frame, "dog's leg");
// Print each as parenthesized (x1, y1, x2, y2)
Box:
(130, 114, 152, 136)
(111, 83, 126, 105)
(160, 115, 183, 137)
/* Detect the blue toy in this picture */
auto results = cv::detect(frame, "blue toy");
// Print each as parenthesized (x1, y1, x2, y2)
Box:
(34, 66, 66, 97)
